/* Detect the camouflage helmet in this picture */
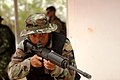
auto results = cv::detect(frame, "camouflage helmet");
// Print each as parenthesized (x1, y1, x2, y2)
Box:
(20, 13, 57, 37)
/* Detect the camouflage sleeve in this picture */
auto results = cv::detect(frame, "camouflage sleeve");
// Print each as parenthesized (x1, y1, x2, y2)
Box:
(51, 39, 76, 80)
(7, 41, 30, 79)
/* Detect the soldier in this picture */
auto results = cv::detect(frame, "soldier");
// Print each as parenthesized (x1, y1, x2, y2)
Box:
(7, 13, 77, 80)
(46, 6, 67, 37)
(0, 16, 15, 80)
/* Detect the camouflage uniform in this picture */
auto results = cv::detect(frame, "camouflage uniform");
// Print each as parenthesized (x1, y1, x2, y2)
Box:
(0, 16, 15, 80)
(7, 13, 76, 80)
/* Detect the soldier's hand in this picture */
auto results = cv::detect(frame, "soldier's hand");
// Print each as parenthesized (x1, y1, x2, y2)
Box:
(43, 59, 55, 70)
(30, 55, 43, 67)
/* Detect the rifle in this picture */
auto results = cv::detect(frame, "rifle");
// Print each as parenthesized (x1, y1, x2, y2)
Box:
(24, 40, 92, 79)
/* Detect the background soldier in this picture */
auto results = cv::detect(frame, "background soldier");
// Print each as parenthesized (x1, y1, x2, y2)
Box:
(46, 6, 67, 37)
(0, 16, 15, 80)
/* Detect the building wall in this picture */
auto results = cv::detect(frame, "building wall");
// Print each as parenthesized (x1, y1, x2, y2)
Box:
(68, 0, 120, 80)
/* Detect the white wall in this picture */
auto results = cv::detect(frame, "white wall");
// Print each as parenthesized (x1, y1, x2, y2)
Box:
(68, 0, 120, 80)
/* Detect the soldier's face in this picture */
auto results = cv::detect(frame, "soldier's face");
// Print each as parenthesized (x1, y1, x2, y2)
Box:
(46, 10, 54, 17)
(29, 33, 49, 47)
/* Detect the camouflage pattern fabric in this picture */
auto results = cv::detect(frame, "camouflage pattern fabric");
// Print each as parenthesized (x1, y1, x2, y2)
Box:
(20, 13, 57, 37)
(7, 38, 76, 80)
(0, 24, 15, 80)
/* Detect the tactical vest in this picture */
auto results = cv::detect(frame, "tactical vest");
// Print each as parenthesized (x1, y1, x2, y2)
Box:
(24, 32, 66, 80)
